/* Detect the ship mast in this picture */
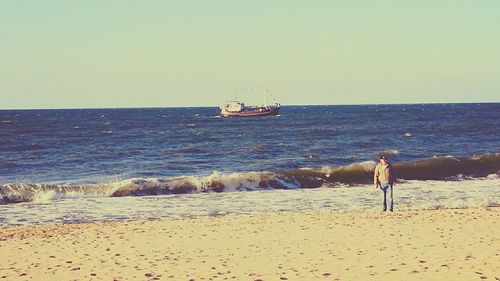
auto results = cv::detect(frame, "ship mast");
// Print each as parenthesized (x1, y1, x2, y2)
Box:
(263, 88, 268, 108)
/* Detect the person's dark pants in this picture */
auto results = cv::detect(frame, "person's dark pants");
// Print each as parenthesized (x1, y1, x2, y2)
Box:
(379, 183, 393, 211)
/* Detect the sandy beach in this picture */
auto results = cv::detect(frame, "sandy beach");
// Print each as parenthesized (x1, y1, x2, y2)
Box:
(0, 208, 498, 281)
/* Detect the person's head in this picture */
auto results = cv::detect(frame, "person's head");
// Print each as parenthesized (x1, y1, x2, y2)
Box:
(379, 155, 389, 164)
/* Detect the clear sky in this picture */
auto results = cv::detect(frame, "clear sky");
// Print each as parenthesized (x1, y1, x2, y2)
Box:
(1, 1, 499, 109)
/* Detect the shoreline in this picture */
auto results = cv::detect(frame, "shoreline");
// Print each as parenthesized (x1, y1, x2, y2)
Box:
(0, 206, 498, 231)
(1, 207, 498, 280)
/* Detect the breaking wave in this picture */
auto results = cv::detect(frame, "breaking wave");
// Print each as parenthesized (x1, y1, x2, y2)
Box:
(1, 153, 498, 204)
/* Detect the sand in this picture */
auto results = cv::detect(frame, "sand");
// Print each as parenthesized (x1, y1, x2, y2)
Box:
(0, 208, 498, 281)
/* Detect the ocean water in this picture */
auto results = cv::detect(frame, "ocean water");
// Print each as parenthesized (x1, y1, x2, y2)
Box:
(1, 104, 499, 224)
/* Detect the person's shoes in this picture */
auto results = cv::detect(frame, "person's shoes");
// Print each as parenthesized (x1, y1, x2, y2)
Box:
(389, 209, 393, 212)
(382, 209, 387, 212)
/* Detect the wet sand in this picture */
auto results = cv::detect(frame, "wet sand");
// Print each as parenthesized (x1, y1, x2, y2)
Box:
(0, 208, 498, 281)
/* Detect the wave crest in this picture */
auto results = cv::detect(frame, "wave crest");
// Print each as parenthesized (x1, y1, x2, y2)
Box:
(1, 153, 498, 204)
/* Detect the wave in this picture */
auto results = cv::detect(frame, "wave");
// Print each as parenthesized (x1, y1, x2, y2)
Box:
(167, 146, 204, 154)
(1, 153, 498, 204)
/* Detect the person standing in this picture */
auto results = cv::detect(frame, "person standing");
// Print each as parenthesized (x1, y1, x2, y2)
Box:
(374, 155, 396, 211)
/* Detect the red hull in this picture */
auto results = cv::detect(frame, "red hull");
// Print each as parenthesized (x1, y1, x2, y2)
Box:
(221, 106, 280, 117)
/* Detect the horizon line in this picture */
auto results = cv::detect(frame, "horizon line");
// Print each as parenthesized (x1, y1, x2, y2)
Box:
(0, 101, 498, 111)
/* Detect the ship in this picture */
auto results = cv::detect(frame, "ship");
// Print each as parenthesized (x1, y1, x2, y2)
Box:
(220, 90, 280, 117)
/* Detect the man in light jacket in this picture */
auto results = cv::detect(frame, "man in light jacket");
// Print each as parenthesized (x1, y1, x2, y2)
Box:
(374, 155, 396, 212)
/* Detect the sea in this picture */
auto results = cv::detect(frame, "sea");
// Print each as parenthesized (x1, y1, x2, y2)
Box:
(1, 103, 499, 225)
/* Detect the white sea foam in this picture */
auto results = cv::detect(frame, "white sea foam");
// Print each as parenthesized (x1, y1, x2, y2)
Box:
(1, 176, 498, 225)
(383, 149, 400, 156)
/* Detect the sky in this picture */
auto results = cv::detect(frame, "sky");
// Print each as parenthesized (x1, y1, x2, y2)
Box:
(1, 1, 499, 109)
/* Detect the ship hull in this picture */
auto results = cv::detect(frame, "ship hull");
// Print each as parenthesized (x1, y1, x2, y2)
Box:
(221, 106, 280, 117)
